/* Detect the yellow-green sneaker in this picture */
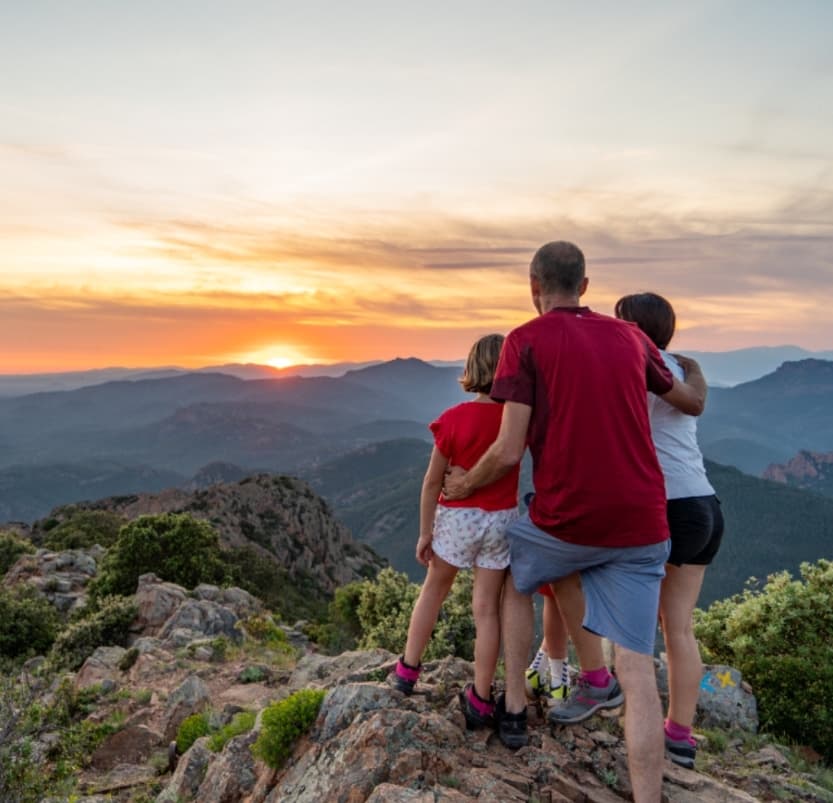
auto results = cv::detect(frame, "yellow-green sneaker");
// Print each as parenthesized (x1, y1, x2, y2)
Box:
(524, 667, 548, 699)
(544, 683, 568, 704)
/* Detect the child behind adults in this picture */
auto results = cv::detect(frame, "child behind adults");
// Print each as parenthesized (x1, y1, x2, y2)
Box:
(391, 334, 521, 729)
(525, 585, 571, 703)
(616, 292, 723, 769)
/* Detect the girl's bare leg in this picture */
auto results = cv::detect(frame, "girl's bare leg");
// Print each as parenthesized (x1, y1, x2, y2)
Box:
(471, 566, 507, 699)
(403, 555, 458, 667)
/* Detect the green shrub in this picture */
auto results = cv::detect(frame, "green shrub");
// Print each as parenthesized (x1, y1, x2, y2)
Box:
(224, 546, 328, 621)
(49, 595, 138, 670)
(238, 665, 268, 684)
(176, 712, 211, 754)
(43, 509, 126, 551)
(208, 710, 256, 752)
(253, 689, 326, 768)
(0, 585, 61, 660)
(694, 559, 833, 760)
(89, 514, 227, 597)
(355, 567, 476, 661)
(0, 531, 35, 577)
(307, 581, 364, 653)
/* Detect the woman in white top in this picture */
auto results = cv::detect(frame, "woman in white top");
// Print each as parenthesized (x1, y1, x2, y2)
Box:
(616, 292, 724, 771)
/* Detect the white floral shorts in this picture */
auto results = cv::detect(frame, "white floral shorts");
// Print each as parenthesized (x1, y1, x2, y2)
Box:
(431, 505, 517, 570)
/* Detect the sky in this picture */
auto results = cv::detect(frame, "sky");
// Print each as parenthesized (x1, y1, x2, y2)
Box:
(2, 0, 832, 372)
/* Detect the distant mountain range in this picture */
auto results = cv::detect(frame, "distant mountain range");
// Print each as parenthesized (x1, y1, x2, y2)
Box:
(3, 345, 833, 398)
(698, 359, 833, 474)
(3, 355, 833, 523)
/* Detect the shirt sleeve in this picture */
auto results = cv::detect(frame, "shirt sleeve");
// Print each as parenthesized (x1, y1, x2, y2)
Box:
(428, 410, 453, 458)
(644, 336, 674, 395)
(490, 329, 535, 406)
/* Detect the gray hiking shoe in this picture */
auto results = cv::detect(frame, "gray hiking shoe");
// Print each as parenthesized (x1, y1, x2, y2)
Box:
(665, 735, 696, 769)
(548, 675, 624, 725)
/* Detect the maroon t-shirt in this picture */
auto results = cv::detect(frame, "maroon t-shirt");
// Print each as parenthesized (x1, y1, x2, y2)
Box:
(430, 401, 520, 511)
(491, 306, 673, 548)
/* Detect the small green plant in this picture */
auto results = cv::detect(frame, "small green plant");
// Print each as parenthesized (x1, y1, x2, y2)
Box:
(701, 728, 728, 754)
(49, 595, 138, 670)
(238, 665, 268, 684)
(0, 531, 35, 576)
(176, 712, 211, 754)
(208, 710, 256, 752)
(252, 689, 326, 769)
(119, 646, 140, 671)
(0, 585, 61, 660)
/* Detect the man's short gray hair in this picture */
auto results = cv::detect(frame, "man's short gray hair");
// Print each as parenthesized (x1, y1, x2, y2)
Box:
(530, 241, 586, 296)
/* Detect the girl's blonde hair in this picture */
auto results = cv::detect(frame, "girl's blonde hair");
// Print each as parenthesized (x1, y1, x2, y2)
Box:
(460, 333, 505, 394)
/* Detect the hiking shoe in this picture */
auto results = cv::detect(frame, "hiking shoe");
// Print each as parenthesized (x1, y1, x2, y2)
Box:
(665, 735, 697, 769)
(524, 666, 548, 699)
(544, 682, 568, 705)
(495, 693, 528, 749)
(390, 656, 421, 695)
(548, 675, 624, 725)
(458, 683, 495, 730)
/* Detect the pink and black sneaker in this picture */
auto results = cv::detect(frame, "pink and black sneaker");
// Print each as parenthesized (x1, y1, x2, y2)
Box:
(390, 656, 421, 695)
(458, 682, 496, 730)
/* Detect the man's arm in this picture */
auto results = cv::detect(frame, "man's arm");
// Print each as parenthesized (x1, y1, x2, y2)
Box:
(443, 401, 530, 500)
(661, 355, 707, 416)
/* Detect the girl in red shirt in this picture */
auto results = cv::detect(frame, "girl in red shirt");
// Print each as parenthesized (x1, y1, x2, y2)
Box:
(391, 334, 520, 729)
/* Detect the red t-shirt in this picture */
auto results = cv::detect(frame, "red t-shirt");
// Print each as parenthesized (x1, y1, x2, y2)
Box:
(491, 307, 673, 548)
(430, 401, 520, 511)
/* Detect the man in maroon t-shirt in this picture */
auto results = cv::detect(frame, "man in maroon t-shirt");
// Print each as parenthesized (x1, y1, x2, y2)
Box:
(444, 241, 705, 803)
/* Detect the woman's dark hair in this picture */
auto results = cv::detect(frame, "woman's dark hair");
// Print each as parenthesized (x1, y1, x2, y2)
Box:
(460, 333, 504, 394)
(614, 292, 676, 350)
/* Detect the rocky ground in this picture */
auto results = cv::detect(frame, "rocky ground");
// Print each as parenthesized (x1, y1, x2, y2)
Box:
(3, 550, 832, 802)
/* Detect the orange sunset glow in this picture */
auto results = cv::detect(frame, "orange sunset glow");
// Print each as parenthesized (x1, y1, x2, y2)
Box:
(2, 3, 832, 373)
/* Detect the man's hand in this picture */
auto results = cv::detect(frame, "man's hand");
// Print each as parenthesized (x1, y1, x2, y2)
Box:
(661, 354, 707, 416)
(671, 353, 700, 377)
(442, 465, 471, 501)
(415, 532, 434, 566)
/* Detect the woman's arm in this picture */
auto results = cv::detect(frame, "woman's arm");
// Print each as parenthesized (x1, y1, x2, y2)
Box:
(416, 446, 449, 566)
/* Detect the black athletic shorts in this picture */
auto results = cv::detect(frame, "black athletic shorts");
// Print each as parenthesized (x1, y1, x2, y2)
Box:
(666, 494, 724, 567)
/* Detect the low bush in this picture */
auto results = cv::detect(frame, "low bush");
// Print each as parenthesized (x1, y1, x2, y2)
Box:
(224, 546, 328, 621)
(253, 689, 326, 768)
(208, 710, 256, 752)
(694, 559, 833, 760)
(0, 531, 35, 577)
(89, 513, 227, 597)
(355, 567, 475, 661)
(49, 595, 138, 670)
(43, 509, 126, 551)
(0, 585, 61, 660)
(176, 712, 211, 754)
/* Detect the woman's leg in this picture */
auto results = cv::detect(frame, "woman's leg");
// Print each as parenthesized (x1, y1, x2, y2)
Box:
(471, 566, 507, 700)
(659, 563, 707, 727)
(403, 555, 459, 667)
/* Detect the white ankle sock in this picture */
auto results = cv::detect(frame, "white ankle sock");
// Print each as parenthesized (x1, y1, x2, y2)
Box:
(529, 648, 546, 671)
(548, 656, 567, 686)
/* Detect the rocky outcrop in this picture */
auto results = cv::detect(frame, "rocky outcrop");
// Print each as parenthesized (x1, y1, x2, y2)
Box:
(2, 545, 103, 613)
(26, 474, 386, 597)
(764, 450, 833, 495)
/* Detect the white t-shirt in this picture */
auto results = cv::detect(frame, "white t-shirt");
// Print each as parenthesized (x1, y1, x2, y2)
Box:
(648, 352, 715, 500)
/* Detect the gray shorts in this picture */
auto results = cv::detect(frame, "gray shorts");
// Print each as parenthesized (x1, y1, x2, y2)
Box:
(507, 514, 670, 655)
